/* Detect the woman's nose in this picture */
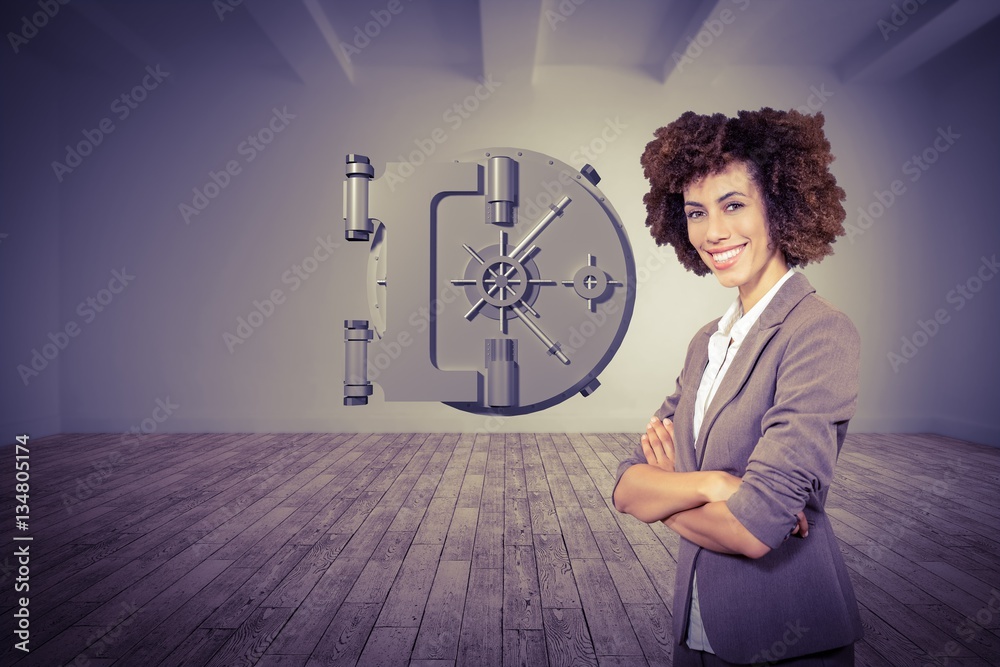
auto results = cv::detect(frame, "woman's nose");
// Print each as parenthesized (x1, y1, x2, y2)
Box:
(705, 212, 730, 242)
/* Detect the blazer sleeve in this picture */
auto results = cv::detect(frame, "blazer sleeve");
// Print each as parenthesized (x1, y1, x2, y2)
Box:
(725, 308, 861, 550)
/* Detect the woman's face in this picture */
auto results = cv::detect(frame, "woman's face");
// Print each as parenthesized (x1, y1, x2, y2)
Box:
(683, 161, 789, 311)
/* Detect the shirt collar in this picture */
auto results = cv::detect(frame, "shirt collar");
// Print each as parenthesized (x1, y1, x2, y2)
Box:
(716, 268, 797, 343)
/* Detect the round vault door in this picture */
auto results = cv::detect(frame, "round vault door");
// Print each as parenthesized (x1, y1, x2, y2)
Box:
(342, 147, 636, 416)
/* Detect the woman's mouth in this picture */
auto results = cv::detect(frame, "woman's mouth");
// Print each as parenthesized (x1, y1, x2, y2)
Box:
(708, 243, 746, 270)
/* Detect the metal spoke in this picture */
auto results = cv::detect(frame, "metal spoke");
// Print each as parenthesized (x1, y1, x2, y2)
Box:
(509, 196, 571, 260)
(463, 244, 501, 278)
(465, 298, 487, 320)
(511, 305, 570, 364)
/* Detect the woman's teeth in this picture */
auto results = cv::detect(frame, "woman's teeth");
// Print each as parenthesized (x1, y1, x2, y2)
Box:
(712, 245, 745, 262)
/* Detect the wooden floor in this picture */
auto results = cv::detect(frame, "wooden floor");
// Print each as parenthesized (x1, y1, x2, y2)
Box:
(1, 432, 998, 667)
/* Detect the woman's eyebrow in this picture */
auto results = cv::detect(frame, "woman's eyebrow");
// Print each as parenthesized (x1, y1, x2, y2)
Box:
(683, 190, 747, 207)
(716, 190, 747, 203)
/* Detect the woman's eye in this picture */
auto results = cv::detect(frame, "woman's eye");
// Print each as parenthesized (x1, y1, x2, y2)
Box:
(724, 201, 744, 212)
(685, 210, 704, 220)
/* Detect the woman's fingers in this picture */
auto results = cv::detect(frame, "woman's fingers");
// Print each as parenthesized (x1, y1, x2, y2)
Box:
(642, 417, 674, 471)
(644, 426, 664, 465)
(640, 433, 655, 464)
(660, 418, 677, 459)
(648, 417, 675, 462)
(791, 511, 809, 538)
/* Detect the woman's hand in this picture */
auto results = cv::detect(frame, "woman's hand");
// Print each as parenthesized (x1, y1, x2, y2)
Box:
(641, 416, 675, 473)
(790, 511, 810, 539)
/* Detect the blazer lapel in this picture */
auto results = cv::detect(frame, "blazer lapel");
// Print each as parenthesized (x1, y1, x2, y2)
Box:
(694, 272, 816, 469)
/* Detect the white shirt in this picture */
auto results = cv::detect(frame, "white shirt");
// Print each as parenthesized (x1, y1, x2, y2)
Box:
(687, 268, 796, 653)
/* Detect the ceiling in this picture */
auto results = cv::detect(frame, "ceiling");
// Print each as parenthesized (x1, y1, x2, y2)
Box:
(3, 0, 999, 86)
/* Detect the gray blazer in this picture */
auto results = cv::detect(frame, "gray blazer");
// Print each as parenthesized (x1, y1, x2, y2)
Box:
(616, 272, 864, 663)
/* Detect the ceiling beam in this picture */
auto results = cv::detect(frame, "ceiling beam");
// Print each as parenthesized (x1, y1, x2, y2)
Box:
(479, 0, 543, 87)
(653, 0, 723, 83)
(69, 0, 175, 77)
(837, 0, 999, 82)
(244, 0, 352, 87)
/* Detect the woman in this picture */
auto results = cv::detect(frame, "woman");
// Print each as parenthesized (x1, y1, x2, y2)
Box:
(613, 108, 863, 666)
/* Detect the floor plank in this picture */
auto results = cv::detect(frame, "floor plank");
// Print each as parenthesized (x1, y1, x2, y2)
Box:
(458, 567, 503, 666)
(3, 431, 998, 666)
(412, 560, 470, 661)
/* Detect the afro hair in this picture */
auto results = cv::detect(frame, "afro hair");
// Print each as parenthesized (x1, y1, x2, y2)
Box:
(640, 108, 847, 276)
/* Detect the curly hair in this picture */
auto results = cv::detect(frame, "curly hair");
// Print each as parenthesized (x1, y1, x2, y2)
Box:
(640, 108, 846, 276)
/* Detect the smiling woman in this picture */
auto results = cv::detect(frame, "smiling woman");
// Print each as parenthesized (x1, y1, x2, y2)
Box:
(613, 108, 862, 666)
(642, 109, 846, 279)
(683, 161, 789, 313)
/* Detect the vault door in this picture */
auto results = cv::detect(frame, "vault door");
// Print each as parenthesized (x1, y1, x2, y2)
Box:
(343, 147, 635, 416)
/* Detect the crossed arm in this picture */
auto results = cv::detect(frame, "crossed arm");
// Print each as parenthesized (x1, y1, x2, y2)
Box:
(613, 416, 808, 559)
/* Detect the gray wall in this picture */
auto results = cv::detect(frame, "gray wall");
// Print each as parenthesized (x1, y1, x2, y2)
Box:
(2, 1, 998, 444)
